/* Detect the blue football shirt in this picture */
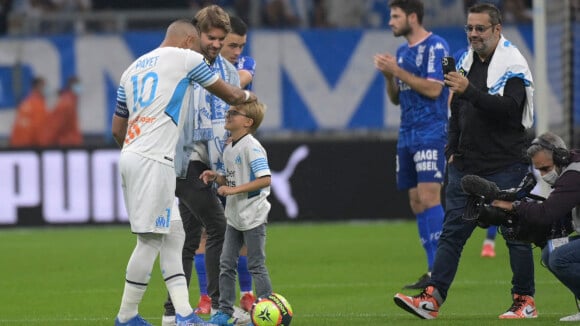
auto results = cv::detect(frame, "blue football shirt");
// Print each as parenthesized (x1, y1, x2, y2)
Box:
(395, 33, 450, 146)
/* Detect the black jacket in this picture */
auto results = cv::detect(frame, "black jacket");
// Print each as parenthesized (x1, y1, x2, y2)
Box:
(446, 52, 530, 175)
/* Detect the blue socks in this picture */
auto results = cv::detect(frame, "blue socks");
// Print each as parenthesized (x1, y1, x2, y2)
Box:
(237, 255, 253, 293)
(486, 225, 497, 240)
(195, 253, 253, 295)
(417, 205, 444, 271)
(194, 253, 208, 296)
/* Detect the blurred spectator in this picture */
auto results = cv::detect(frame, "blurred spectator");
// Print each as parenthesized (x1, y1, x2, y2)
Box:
(10, 0, 52, 34)
(0, 0, 12, 35)
(187, 0, 254, 23)
(503, 0, 531, 23)
(187, 0, 230, 11)
(309, 0, 329, 27)
(260, 0, 300, 28)
(422, 0, 464, 27)
(51, 0, 92, 33)
(43, 76, 83, 146)
(92, 0, 185, 9)
(464, 0, 531, 23)
(463, 0, 502, 13)
(9, 76, 50, 147)
(232, 0, 251, 25)
(572, 0, 580, 20)
(325, 0, 366, 27)
(364, 0, 390, 28)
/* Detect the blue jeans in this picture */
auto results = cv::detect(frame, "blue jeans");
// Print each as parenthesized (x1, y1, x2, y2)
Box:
(430, 162, 535, 301)
(542, 235, 580, 300)
(218, 224, 273, 316)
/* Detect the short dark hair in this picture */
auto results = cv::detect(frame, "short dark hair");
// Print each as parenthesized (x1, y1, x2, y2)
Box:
(229, 15, 248, 36)
(468, 2, 503, 25)
(388, 0, 424, 24)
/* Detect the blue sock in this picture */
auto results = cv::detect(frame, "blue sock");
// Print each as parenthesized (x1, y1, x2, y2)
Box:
(423, 205, 444, 271)
(416, 210, 433, 272)
(486, 225, 497, 240)
(237, 255, 253, 293)
(194, 253, 208, 296)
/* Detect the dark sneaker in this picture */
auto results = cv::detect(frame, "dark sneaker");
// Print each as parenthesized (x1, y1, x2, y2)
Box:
(403, 273, 431, 289)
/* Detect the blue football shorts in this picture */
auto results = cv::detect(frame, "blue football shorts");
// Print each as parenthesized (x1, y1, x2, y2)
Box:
(396, 142, 446, 190)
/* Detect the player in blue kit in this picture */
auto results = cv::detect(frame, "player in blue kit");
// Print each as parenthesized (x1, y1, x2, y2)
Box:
(221, 16, 256, 91)
(374, 0, 450, 290)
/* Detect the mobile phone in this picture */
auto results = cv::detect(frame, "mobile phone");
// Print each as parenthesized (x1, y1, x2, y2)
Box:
(442, 56, 456, 75)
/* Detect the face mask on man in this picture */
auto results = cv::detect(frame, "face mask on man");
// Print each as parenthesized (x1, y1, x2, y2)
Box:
(542, 169, 559, 186)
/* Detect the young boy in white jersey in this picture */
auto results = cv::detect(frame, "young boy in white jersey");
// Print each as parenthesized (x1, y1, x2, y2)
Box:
(111, 19, 256, 326)
(200, 102, 273, 326)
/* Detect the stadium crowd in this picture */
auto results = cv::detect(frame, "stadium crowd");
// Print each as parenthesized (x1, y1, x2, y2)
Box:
(0, 0, 540, 36)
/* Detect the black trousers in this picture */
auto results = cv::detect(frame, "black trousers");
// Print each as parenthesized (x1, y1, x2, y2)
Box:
(164, 160, 227, 314)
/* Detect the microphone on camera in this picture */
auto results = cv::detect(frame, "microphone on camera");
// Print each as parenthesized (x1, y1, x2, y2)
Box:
(461, 173, 543, 202)
(460, 175, 501, 200)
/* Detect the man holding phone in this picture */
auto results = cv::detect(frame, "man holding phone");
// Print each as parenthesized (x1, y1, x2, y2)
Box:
(374, 0, 450, 290)
(394, 3, 536, 320)
(442, 56, 456, 75)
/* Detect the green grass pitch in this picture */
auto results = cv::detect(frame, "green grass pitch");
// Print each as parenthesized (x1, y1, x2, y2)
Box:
(0, 221, 574, 325)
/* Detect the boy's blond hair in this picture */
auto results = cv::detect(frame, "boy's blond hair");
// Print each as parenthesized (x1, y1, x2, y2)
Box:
(238, 101, 266, 134)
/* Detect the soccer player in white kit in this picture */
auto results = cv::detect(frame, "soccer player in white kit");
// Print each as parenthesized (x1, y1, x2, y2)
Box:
(111, 19, 256, 326)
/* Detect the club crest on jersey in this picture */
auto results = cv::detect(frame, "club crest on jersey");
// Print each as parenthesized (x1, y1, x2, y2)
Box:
(155, 215, 170, 228)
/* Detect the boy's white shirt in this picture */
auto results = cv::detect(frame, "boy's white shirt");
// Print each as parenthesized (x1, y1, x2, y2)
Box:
(222, 134, 271, 231)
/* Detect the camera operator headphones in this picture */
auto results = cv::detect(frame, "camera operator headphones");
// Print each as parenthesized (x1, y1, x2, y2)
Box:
(531, 137, 571, 166)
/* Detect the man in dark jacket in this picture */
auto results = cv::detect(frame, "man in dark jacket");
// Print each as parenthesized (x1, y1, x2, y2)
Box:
(394, 3, 537, 320)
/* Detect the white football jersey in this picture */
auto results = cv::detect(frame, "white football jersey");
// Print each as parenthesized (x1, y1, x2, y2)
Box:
(223, 134, 271, 231)
(116, 47, 218, 165)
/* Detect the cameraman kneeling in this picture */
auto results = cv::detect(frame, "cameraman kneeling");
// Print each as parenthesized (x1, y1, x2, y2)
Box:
(493, 132, 580, 322)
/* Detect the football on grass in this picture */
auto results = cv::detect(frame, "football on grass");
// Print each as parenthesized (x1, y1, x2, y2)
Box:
(250, 293, 293, 326)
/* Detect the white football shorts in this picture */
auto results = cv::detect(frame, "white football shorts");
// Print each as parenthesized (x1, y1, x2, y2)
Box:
(119, 151, 177, 234)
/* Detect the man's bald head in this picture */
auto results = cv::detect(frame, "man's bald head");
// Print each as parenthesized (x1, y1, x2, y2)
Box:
(160, 19, 199, 50)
